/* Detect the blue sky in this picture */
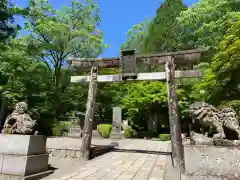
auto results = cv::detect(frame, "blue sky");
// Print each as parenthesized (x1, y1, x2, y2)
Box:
(12, 0, 199, 57)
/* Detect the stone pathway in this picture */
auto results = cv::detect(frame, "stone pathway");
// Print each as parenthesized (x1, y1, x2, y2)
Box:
(44, 138, 170, 180)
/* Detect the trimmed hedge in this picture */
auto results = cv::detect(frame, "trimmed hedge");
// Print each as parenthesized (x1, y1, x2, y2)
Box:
(123, 125, 135, 138)
(52, 121, 72, 136)
(97, 124, 112, 138)
(158, 133, 170, 141)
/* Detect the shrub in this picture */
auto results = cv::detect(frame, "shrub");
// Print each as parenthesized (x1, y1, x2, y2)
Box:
(52, 121, 72, 136)
(123, 125, 135, 138)
(159, 133, 170, 141)
(97, 124, 112, 138)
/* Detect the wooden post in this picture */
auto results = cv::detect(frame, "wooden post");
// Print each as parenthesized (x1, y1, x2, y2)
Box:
(165, 57, 185, 171)
(80, 66, 98, 160)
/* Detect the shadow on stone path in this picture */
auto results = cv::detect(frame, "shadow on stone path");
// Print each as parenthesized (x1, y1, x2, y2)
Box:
(43, 138, 170, 180)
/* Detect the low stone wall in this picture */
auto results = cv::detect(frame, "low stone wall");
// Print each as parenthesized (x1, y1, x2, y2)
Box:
(46, 148, 81, 159)
(46, 143, 117, 160)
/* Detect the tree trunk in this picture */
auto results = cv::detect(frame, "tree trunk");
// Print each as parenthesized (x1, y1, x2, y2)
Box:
(80, 66, 98, 160)
(0, 98, 7, 130)
(53, 64, 62, 117)
(165, 57, 185, 172)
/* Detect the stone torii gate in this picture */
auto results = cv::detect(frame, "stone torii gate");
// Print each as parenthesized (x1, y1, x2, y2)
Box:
(69, 48, 207, 171)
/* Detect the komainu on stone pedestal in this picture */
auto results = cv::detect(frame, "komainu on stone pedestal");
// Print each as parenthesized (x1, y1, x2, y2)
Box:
(1, 102, 38, 135)
(187, 101, 240, 147)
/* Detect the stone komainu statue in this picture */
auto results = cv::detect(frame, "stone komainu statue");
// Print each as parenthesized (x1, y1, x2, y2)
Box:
(1, 102, 38, 135)
(188, 101, 240, 140)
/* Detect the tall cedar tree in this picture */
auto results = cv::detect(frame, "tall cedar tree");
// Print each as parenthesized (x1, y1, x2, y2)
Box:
(142, 0, 186, 53)
(0, 0, 16, 42)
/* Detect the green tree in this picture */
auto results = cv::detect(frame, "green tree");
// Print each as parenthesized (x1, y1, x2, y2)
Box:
(142, 0, 186, 53)
(121, 18, 150, 53)
(24, 0, 105, 115)
(175, 0, 240, 51)
(0, 0, 16, 42)
(210, 12, 240, 103)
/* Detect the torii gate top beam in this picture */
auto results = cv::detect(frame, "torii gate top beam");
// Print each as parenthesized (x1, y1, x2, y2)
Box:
(69, 48, 208, 70)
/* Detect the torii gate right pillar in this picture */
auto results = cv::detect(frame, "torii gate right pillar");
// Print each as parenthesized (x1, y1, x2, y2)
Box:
(165, 57, 184, 172)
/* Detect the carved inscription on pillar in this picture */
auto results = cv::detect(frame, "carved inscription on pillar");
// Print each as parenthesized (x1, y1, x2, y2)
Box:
(185, 145, 240, 177)
(200, 154, 240, 167)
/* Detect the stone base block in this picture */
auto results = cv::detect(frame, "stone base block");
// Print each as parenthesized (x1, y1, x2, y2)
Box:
(0, 170, 53, 180)
(184, 145, 240, 178)
(0, 134, 46, 155)
(0, 134, 50, 179)
(110, 132, 124, 139)
(1, 154, 49, 176)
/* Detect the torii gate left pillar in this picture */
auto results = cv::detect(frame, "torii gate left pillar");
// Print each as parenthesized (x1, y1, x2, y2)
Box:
(80, 66, 98, 160)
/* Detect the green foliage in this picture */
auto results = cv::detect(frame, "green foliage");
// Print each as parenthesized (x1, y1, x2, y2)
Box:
(0, 0, 18, 42)
(122, 81, 167, 120)
(52, 121, 72, 136)
(97, 124, 112, 138)
(188, 12, 240, 105)
(123, 125, 135, 138)
(0, 0, 105, 135)
(158, 134, 170, 141)
(142, 0, 186, 53)
(1, 0, 240, 138)
(211, 13, 240, 102)
(24, 0, 105, 116)
(175, 0, 240, 51)
(219, 100, 240, 116)
(119, 0, 240, 135)
(121, 18, 150, 53)
(121, 81, 191, 128)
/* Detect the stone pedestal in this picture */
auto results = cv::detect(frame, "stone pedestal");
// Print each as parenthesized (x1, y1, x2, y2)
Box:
(0, 134, 52, 180)
(182, 145, 240, 180)
(110, 107, 124, 139)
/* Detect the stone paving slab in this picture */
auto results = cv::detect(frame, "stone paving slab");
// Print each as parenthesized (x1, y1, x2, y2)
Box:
(44, 139, 170, 180)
